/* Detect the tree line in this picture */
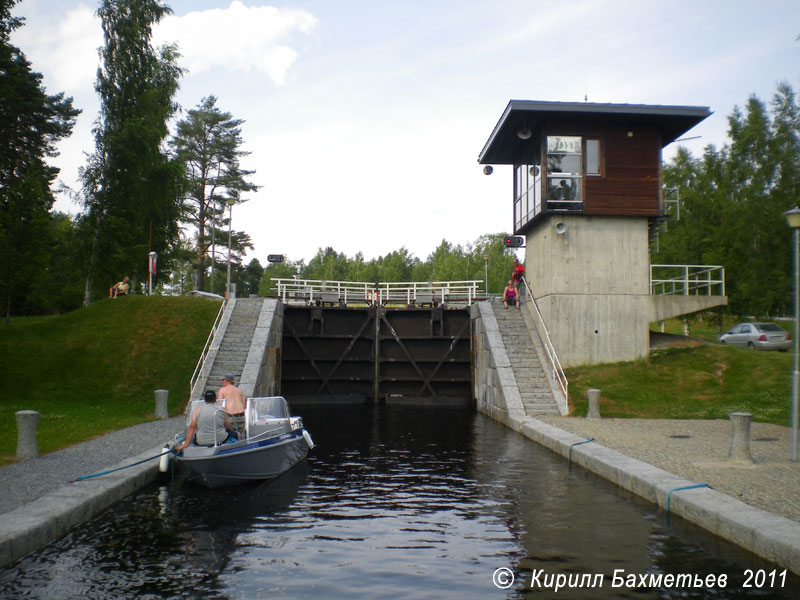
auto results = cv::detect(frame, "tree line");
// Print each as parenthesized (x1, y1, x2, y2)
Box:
(654, 82, 800, 317)
(254, 236, 519, 297)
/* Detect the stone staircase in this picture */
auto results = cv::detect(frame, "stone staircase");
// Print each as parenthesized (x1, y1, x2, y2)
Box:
(204, 298, 264, 391)
(492, 299, 560, 416)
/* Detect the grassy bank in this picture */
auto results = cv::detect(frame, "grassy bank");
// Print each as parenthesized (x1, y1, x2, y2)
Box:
(567, 321, 793, 425)
(0, 296, 221, 466)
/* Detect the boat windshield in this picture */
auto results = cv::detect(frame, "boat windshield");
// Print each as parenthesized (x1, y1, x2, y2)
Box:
(247, 397, 289, 421)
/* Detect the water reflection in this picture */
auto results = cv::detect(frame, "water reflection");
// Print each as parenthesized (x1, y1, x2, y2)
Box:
(1, 406, 798, 599)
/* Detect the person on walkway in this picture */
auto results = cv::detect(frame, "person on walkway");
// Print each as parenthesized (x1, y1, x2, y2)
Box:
(177, 390, 233, 451)
(218, 373, 246, 433)
(503, 280, 519, 310)
(511, 258, 525, 302)
(109, 276, 129, 298)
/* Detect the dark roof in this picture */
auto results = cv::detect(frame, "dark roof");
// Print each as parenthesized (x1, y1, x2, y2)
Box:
(478, 100, 711, 164)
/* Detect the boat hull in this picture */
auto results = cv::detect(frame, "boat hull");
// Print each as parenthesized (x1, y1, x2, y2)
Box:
(175, 429, 310, 488)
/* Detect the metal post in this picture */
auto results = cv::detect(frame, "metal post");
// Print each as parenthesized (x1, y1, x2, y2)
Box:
(226, 202, 233, 298)
(484, 255, 488, 295)
(793, 227, 799, 461)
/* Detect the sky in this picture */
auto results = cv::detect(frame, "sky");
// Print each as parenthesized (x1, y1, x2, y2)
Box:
(10, 0, 800, 266)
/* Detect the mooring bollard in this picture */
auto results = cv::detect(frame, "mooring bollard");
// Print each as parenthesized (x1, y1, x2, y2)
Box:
(16, 410, 40, 459)
(154, 389, 169, 420)
(729, 411, 754, 463)
(586, 388, 601, 419)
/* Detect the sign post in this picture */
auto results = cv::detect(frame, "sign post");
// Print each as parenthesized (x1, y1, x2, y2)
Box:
(148, 252, 157, 295)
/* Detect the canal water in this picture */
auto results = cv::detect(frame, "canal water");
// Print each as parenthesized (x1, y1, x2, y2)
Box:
(2, 406, 799, 599)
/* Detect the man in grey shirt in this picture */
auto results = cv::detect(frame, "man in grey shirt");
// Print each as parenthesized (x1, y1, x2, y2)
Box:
(177, 390, 234, 451)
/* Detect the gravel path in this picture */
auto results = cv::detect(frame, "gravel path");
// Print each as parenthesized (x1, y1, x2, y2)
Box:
(537, 416, 800, 523)
(0, 416, 185, 516)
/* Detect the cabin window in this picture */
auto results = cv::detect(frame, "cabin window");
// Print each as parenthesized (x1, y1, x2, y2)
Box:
(586, 138, 603, 176)
(546, 136, 582, 203)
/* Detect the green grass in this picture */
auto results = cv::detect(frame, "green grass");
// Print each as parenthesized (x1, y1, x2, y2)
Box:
(566, 328, 793, 425)
(0, 296, 221, 465)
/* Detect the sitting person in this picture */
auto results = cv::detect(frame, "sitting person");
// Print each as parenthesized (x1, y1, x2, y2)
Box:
(176, 390, 235, 451)
(109, 276, 130, 298)
(503, 280, 518, 309)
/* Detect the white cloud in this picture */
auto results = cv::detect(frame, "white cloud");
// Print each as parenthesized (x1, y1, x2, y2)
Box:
(11, 2, 100, 94)
(155, 1, 318, 85)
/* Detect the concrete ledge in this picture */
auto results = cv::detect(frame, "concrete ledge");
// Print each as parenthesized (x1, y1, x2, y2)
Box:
(0, 445, 164, 568)
(513, 415, 800, 575)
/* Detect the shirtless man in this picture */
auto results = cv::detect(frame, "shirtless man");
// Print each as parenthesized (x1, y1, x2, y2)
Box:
(218, 373, 246, 432)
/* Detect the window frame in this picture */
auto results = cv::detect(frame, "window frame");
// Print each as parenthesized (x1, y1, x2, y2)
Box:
(585, 137, 604, 178)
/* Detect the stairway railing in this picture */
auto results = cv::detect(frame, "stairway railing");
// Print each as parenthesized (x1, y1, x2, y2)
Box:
(189, 298, 227, 397)
(520, 277, 568, 413)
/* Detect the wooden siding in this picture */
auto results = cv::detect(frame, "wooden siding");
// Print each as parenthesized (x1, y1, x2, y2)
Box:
(585, 127, 661, 216)
(540, 121, 663, 218)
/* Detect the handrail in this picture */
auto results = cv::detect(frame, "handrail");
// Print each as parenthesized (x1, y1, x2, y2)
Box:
(272, 278, 484, 306)
(521, 277, 568, 413)
(650, 264, 725, 297)
(189, 299, 227, 397)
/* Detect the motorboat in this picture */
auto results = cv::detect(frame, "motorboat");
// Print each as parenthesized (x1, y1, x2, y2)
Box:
(160, 396, 314, 488)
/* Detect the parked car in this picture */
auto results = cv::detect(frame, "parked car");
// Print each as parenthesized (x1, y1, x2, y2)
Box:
(718, 322, 792, 351)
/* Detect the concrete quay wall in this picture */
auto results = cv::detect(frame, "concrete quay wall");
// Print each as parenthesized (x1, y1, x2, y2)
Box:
(473, 298, 800, 574)
(0, 445, 165, 568)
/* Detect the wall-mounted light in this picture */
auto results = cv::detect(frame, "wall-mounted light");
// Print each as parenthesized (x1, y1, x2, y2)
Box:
(483, 165, 493, 175)
(554, 221, 567, 235)
(517, 127, 532, 140)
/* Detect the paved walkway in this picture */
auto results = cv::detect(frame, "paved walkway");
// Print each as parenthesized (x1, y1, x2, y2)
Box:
(537, 416, 800, 524)
(0, 416, 185, 516)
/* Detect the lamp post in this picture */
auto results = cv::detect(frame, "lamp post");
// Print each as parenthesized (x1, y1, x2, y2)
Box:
(226, 198, 236, 299)
(483, 255, 489, 295)
(783, 207, 800, 461)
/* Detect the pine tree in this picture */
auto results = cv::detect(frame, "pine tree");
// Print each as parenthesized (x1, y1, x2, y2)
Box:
(170, 95, 258, 291)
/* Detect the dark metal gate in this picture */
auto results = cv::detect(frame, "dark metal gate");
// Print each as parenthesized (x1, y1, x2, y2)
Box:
(281, 306, 471, 405)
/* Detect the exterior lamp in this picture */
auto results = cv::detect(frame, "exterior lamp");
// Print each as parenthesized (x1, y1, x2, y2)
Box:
(783, 206, 800, 461)
(226, 198, 237, 299)
(517, 127, 532, 140)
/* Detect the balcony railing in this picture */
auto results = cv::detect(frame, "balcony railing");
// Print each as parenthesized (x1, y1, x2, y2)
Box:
(650, 264, 725, 297)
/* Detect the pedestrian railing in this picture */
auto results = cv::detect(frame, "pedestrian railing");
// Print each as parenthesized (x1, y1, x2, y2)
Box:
(650, 264, 725, 297)
(521, 277, 568, 413)
(271, 278, 484, 307)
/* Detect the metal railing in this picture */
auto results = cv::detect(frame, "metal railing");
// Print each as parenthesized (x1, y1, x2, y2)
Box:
(377, 281, 483, 306)
(273, 278, 374, 304)
(189, 298, 227, 397)
(521, 277, 568, 413)
(272, 278, 484, 307)
(650, 264, 726, 297)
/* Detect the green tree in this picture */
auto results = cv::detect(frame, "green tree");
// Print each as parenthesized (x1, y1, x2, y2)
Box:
(258, 259, 302, 296)
(81, 0, 183, 304)
(0, 0, 79, 319)
(170, 95, 258, 291)
(656, 83, 800, 316)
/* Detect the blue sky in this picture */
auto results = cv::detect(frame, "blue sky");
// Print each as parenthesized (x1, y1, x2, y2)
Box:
(11, 0, 800, 265)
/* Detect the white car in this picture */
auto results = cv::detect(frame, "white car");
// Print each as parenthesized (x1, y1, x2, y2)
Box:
(719, 322, 792, 351)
